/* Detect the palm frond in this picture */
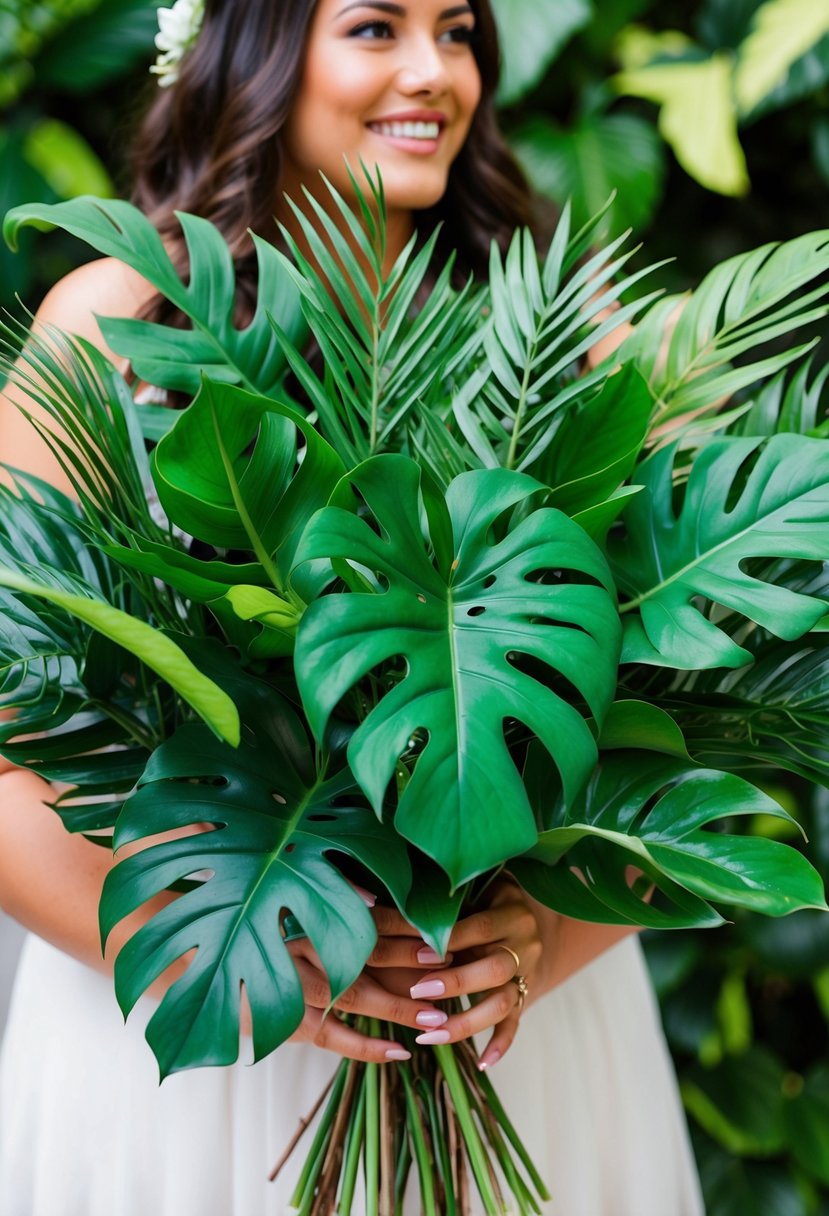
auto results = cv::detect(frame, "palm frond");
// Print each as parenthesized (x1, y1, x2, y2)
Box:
(450, 203, 664, 474)
(621, 231, 829, 436)
(270, 169, 481, 465)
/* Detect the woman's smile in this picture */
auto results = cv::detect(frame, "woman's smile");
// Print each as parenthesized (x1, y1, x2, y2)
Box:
(367, 108, 447, 155)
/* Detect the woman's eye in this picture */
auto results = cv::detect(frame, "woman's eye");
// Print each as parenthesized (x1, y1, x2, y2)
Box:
(349, 19, 394, 39)
(440, 24, 476, 45)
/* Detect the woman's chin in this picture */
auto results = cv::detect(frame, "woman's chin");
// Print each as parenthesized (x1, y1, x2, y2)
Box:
(359, 163, 451, 214)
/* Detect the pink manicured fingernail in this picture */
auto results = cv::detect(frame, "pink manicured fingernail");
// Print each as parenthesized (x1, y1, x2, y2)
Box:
(385, 1047, 412, 1061)
(416, 1029, 451, 1046)
(417, 947, 445, 965)
(416, 1010, 449, 1029)
(410, 980, 446, 999)
(478, 1047, 502, 1071)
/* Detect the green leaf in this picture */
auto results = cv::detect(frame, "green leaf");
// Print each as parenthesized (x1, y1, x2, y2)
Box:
(295, 455, 620, 887)
(23, 119, 113, 200)
(511, 112, 667, 238)
(783, 1064, 829, 1185)
(513, 752, 827, 926)
(695, 1139, 808, 1216)
(274, 171, 478, 464)
(101, 684, 411, 1077)
(612, 435, 829, 669)
(597, 699, 691, 759)
(541, 364, 653, 513)
(0, 565, 239, 746)
(730, 357, 829, 437)
(452, 211, 662, 474)
(104, 535, 271, 603)
(624, 230, 829, 426)
(682, 1047, 787, 1154)
(667, 630, 829, 787)
(152, 379, 344, 590)
(491, 0, 592, 105)
(2, 197, 305, 396)
(734, 0, 829, 115)
(613, 51, 750, 196)
(35, 0, 160, 91)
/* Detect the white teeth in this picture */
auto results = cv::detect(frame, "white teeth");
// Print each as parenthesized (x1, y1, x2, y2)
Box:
(372, 120, 440, 140)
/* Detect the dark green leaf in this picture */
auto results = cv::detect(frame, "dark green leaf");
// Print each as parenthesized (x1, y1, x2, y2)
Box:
(101, 685, 411, 1077)
(514, 752, 827, 926)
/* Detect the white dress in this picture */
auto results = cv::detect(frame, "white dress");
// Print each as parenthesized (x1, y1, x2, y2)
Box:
(0, 932, 704, 1216)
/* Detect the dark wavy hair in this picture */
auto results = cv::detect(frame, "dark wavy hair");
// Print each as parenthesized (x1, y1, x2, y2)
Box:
(131, 0, 534, 313)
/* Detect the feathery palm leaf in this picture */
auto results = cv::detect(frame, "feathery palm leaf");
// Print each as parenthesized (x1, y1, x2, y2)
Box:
(621, 231, 829, 437)
(272, 171, 479, 466)
(450, 203, 663, 475)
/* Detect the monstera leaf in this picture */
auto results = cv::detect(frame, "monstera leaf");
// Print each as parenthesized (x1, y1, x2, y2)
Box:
(152, 379, 344, 594)
(611, 434, 829, 668)
(100, 683, 412, 1078)
(294, 455, 620, 887)
(2, 196, 305, 396)
(511, 751, 828, 928)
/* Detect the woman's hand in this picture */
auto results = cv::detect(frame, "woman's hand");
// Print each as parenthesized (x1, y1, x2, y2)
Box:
(359, 881, 549, 1071)
(280, 925, 455, 1064)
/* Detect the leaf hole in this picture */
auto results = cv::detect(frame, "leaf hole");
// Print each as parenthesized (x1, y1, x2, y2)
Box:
(483, 575, 497, 589)
(285, 843, 296, 854)
(506, 651, 590, 711)
(526, 566, 602, 589)
(272, 793, 287, 805)
(467, 606, 486, 618)
(308, 813, 337, 823)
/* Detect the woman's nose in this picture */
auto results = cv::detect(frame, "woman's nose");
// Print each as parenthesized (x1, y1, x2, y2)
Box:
(395, 37, 451, 97)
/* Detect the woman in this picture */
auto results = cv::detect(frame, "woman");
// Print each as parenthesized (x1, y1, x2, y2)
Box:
(0, 1, 704, 1212)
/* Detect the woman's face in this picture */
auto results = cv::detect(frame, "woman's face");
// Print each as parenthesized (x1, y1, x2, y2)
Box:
(281, 0, 482, 215)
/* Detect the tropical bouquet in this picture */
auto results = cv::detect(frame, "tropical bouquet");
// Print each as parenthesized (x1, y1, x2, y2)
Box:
(2, 176, 829, 1215)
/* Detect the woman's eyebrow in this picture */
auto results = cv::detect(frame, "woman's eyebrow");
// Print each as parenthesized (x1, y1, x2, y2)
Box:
(336, 2, 475, 17)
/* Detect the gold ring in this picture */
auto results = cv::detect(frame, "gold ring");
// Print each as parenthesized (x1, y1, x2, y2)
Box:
(494, 945, 528, 1012)
(495, 944, 521, 972)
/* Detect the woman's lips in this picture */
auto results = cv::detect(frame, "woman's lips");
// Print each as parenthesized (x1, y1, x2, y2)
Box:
(367, 117, 445, 154)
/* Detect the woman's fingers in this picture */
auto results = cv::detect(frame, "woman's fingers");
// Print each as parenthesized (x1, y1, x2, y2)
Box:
(293, 956, 448, 1032)
(412, 984, 521, 1050)
(477, 1010, 522, 1071)
(446, 902, 538, 955)
(291, 1006, 412, 1063)
(366, 935, 453, 970)
(409, 948, 518, 1004)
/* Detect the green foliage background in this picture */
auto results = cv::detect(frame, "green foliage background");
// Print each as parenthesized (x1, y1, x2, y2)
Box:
(3, 0, 829, 1209)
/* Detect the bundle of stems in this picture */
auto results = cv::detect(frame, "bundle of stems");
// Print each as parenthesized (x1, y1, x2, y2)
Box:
(272, 1017, 550, 1216)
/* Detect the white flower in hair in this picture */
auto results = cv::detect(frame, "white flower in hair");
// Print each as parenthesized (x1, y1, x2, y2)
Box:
(150, 0, 205, 88)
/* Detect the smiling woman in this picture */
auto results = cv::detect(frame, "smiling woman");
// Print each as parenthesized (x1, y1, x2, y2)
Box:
(0, 1, 706, 1214)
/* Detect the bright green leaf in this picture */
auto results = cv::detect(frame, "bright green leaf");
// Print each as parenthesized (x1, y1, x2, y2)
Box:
(295, 455, 620, 887)
(614, 52, 750, 196)
(734, 0, 829, 115)
(612, 436, 829, 669)
(23, 119, 113, 200)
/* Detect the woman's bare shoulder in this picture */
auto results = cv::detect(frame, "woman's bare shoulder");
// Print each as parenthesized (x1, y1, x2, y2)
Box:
(35, 257, 155, 361)
(0, 259, 155, 489)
